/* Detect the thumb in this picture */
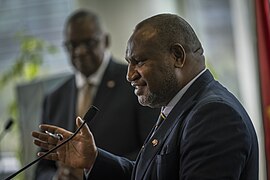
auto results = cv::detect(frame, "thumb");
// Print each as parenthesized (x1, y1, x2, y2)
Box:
(76, 116, 92, 137)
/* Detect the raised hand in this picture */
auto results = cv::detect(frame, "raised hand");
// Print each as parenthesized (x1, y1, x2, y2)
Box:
(32, 117, 98, 170)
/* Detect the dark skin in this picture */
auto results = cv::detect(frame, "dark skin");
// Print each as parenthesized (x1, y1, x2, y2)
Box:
(65, 17, 109, 77)
(32, 117, 97, 169)
(125, 25, 205, 108)
(125, 26, 180, 108)
(32, 23, 205, 170)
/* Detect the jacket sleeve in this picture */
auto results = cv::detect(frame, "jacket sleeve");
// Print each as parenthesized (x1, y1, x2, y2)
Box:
(86, 148, 135, 180)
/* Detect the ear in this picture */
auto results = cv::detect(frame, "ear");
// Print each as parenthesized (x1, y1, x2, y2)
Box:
(170, 43, 186, 68)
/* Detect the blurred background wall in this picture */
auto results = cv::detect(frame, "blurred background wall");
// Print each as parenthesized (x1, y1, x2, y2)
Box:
(0, 0, 267, 179)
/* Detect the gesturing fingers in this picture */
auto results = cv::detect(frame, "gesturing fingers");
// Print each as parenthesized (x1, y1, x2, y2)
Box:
(38, 124, 73, 138)
(32, 131, 58, 146)
(33, 138, 56, 150)
(76, 117, 92, 138)
(37, 151, 59, 161)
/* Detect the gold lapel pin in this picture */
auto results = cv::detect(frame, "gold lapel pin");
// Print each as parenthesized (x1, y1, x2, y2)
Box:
(152, 139, 159, 147)
(107, 80, 115, 88)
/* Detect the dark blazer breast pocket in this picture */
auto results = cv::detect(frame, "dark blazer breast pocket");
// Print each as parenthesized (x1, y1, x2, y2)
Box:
(156, 147, 179, 180)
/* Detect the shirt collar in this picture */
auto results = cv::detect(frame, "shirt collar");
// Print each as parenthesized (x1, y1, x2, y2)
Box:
(162, 68, 207, 117)
(75, 50, 111, 88)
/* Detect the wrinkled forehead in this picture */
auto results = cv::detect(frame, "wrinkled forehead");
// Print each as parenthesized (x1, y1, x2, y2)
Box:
(126, 26, 159, 57)
(134, 25, 158, 40)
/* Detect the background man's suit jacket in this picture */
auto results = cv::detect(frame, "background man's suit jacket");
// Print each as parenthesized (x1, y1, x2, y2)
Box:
(35, 59, 159, 180)
(87, 70, 258, 180)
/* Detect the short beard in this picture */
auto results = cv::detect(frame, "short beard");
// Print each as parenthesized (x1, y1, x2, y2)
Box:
(138, 67, 179, 108)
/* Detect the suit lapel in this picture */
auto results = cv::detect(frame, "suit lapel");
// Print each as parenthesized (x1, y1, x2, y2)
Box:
(54, 76, 77, 131)
(134, 70, 214, 180)
(92, 59, 118, 110)
(67, 76, 77, 131)
(135, 99, 196, 180)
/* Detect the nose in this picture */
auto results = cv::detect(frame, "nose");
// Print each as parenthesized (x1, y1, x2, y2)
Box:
(126, 64, 139, 82)
(74, 44, 88, 56)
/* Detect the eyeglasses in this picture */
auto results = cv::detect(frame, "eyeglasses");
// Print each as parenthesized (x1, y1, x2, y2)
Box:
(64, 38, 100, 52)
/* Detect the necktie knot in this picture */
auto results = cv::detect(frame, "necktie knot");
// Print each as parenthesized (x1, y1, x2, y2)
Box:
(152, 112, 166, 134)
(156, 112, 166, 127)
(149, 112, 166, 140)
(160, 112, 166, 120)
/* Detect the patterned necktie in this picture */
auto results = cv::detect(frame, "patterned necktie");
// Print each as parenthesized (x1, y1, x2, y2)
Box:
(156, 112, 166, 129)
(151, 112, 166, 136)
(77, 82, 93, 117)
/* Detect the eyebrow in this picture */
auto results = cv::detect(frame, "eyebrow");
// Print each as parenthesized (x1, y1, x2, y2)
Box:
(193, 47, 203, 55)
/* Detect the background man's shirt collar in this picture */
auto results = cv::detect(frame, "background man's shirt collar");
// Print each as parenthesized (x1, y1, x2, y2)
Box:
(75, 50, 111, 89)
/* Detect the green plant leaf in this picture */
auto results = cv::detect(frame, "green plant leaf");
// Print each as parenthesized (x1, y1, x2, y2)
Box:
(23, 63, 40, 80)
(0, 32, 58, 91)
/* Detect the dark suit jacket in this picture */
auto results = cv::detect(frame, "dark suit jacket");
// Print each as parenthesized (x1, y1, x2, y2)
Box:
(34, 58, 159, 180)
(87, 70, 258, 180)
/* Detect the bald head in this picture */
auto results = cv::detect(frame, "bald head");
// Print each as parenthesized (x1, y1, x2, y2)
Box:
(134, 13, 203, 55)
(64, 9, 104, 36)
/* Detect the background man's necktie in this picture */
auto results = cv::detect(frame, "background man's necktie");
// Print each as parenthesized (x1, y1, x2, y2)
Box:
(77, 82, 93, 118)
(61, 82, 93, 180)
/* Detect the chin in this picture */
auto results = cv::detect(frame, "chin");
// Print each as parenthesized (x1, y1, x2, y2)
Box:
(137, 96, 148, 106)
(138, 95, 161, 108)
